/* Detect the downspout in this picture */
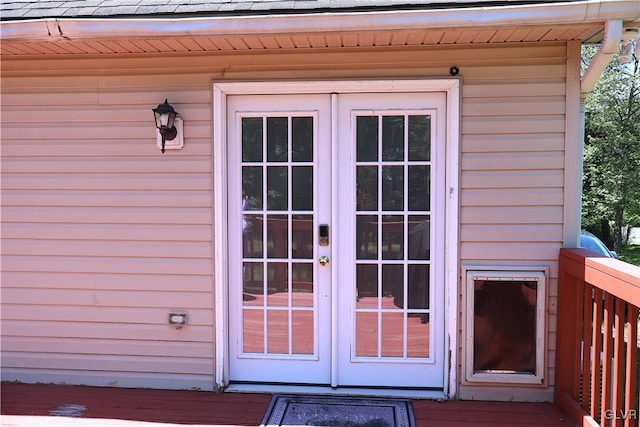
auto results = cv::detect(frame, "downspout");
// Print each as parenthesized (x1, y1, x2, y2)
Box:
(572, 20, 623, 245)
(581, 20, 623, 96)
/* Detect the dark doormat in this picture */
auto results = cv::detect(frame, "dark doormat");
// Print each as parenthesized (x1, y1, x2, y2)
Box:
(260, 395, 415, 427)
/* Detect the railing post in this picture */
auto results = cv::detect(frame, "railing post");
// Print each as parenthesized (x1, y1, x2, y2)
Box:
(556, 250, 583, 401)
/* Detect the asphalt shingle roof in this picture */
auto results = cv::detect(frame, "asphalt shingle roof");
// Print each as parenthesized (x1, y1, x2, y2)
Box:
(0, 0, 568, 21)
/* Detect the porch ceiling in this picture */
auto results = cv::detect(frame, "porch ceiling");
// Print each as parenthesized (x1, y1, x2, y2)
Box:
(0, 23, 605, 56)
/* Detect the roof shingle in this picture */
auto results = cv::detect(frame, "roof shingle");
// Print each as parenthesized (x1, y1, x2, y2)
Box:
(0, 0, 558, 21)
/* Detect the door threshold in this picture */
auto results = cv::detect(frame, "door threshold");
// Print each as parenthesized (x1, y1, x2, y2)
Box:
(225, 383, 447, 400)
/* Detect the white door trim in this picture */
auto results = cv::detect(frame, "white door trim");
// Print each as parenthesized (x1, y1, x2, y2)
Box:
(213, 79, 460, 397)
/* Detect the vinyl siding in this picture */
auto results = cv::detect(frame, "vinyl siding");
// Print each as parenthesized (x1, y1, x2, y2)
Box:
(1, 69, 216, 390)
(1, 43, 569, 396)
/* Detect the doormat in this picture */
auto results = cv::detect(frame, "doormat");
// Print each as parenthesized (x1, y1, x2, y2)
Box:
(261, 395, 415, 427)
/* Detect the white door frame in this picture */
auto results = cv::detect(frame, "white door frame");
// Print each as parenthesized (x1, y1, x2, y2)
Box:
(213, 79, 460, 397)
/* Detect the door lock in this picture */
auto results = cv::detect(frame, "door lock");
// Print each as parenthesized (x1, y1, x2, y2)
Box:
(319, 224, 329, 246)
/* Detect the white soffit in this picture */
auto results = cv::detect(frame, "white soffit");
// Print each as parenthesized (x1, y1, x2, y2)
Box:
(0, 24, 605, 56)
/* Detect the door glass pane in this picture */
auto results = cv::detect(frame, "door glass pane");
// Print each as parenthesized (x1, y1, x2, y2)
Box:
(242, 214, 263, 258)
(407, 264, 429, 309)
(267, 117, 288, 162)
(267, 166, 288, 210)
(356, 264, 378, 309)
(357, 166, 378, 211)
(408, 115, 430, 161)
(408, 165, 430, 211)
(292, 117, 313, 162)
(292, 310, 314, 355)
(240, 114, 316, 357)
(242, 166, 263, 210)
(242, 262, 262, 306)
(382, 264, 403, 307)
(292, 262, 313, 307)
(354, 111, 432, 361)
(382, 166, 403, 211)
(292, 166, 313, 211)
(357, 116, 378, 162)
(243, 309, 264, 353)
(267, 310, 289, 354)
(381, 312, 404, 357)
(267, 214, 288, 258)
(382, 215, 403, 260)
(356, 312, 378, 357)
(356, 214, 377, 260)
(267, 262, 288, 306)
(382, 116, 404, 161)
(242, 118, 263, 162)
(292, 215, 313, 259)
(408, 313, 430, 358)
(408, 215, 430, 260)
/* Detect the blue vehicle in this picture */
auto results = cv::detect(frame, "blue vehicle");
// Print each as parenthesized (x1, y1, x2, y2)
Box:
(579, 230, 618, 258)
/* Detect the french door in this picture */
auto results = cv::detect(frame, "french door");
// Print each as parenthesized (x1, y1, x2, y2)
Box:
(227, 91, 446, 389)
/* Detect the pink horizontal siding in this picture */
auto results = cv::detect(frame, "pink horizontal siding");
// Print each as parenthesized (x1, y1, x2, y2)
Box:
(1, 43, 568, 395)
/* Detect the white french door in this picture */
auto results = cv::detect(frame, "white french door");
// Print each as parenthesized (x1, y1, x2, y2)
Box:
(227, 94, 332, 384)
(226, 91, 446, 389)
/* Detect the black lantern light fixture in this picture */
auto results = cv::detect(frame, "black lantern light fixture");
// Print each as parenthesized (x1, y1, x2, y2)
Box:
(153, 99, 178, 153)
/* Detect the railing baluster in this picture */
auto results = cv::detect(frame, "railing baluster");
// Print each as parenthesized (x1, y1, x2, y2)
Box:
(584, 282, 594, 410)
(624, 304, 638, 427)
(592, 288, 603, 421)
(603, 293, 615, 426)
(613, 298, 626, 427)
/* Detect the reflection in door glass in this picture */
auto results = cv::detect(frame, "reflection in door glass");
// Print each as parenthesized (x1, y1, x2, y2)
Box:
(408, 115, 430, 161)
(267, 117, 288, 162)
(354, 114, 432, 359)
(242, 166, 263, 210)
(267, 214, 288, 258)
(242, 118, 263, 162)
(357, 167, 378, 211)
(292, 117, 313, 162)
(357, 116, 378, 162)
(292, 215, 313, 259)
(267, 166, 288, 210)
(382, 116, 404, 161)
(241, 115, 316, 357)
(292, 166, 313, 211)
(382, 166, 404, 211)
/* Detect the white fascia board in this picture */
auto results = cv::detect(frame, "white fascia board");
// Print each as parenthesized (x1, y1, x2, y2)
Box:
(2, 0, 639, 41)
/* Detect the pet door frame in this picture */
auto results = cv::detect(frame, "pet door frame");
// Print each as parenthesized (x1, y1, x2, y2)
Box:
(463, 266, 548, 385)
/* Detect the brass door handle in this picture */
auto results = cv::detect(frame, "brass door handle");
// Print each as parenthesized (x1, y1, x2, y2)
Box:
(319, 256, 330, 266)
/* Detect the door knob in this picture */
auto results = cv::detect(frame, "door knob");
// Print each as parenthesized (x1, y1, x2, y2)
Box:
(319, 256, 330, 266)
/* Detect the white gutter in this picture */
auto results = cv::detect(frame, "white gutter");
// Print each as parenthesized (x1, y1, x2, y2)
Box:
(581, 19, 624, 97)
(1, 0, 639, 41)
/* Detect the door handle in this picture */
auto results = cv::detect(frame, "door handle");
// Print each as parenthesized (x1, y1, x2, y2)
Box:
(319, 256, 330, 266)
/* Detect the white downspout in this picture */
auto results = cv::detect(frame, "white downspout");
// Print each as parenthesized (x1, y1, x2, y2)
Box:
(572, 20, 623, 246)
(581, 20, 623, 97)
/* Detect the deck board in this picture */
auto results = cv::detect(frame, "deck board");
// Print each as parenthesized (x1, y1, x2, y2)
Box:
(1, 383, 575, 426)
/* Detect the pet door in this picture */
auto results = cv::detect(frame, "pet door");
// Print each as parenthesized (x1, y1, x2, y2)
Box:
(465, 268, 547, 384)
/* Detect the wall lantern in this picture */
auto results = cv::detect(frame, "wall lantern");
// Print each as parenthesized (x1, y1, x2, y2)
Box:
(152, 99, 184, 153)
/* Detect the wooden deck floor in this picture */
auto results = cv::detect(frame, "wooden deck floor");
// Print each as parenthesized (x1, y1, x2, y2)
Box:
(1, 383, 576, 427)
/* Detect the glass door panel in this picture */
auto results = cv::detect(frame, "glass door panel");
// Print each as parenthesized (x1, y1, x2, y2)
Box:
(354, 114, 432, 360)
(336, 92, 446, 389)
(228, 91, 445, 389)
(241, 115, 316, 357)
(228, 94, 331, 385)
